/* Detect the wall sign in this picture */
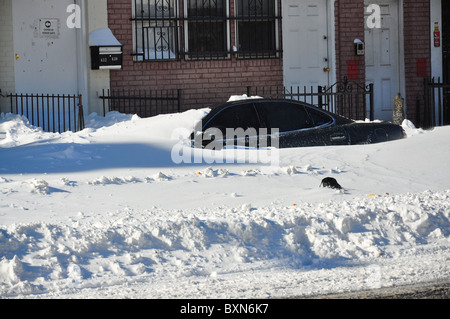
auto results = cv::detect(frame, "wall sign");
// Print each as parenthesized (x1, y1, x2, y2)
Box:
(38, 18, 60, 39)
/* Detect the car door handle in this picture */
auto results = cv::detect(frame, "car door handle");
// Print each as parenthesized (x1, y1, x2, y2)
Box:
(330, 135, 347, 142)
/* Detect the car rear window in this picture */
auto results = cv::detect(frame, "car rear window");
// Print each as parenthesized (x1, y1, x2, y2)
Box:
(259, 101, 313, 133)
(305, 107, 333, 126)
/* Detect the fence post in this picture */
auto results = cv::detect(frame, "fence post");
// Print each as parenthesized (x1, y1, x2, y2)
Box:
(369, 83, 374, 121)
(9, 94, 13, 113)
(423, 77, 430, 128)
(317, 85, 323, 109)
(77, 94, 85, 132)
(177, 89, 182, 113)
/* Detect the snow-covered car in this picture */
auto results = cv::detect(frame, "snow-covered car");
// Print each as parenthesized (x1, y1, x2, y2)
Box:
(191, 99, 406, 149)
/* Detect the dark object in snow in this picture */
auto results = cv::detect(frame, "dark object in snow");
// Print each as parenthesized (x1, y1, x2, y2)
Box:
(320, 177, 342, 190)
(191, 99, 406, 149)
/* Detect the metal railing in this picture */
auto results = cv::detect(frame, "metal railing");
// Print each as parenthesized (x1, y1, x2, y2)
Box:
(247, 78, 374, 121)
(423, 77, 450, 127)
(99, 89, 182, 117)
(8, 93, 85, 133)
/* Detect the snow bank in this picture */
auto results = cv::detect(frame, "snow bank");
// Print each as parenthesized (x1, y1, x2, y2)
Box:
(0, 189, 448, 298)
(0, 113, 56, 148)
(1, 109, 449, 298)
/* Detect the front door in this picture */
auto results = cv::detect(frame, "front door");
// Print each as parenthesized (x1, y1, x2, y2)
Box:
(283, 0, 330, 92)
(12, 0, 80, 94)
(365, 0, 401, 121)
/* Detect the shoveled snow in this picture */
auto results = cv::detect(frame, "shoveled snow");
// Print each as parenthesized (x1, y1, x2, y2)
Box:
(0, 104, 449, 299)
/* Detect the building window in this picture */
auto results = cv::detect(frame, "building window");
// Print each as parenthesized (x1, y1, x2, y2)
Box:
(185, 0, 229, 60)
(235, 0, 279, 59)
(132, 0, 180, 61)
(131, 0, 280, 61)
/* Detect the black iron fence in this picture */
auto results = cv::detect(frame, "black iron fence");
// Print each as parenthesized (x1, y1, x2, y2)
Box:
(99, 89, 182, 117)
(423, 77, 450, 127)
(247, 78, 374, 121)
(8, 93, 85, 133)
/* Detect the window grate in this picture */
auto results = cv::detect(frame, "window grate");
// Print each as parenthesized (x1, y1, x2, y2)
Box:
(132, 0, 180, 61)
(235, 0, 278, 59)
(131, 0, 281, 61)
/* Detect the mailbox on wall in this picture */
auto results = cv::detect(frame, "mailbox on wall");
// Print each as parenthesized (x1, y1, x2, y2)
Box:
(89, 28, 123, 70)
(90, 46, 122, 70)
(354, 39, 365, 56)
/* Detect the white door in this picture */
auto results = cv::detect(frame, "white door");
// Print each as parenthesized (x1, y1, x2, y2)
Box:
(12, 0, 80, 94)
(365, 0, 400, 121)
(283, 0, 330, 92)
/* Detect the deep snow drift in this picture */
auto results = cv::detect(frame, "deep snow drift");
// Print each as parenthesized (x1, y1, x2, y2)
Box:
(0, 104, 449, 299)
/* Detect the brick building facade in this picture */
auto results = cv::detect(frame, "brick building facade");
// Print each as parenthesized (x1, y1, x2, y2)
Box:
(107, 0, 284, 111)
(106, 0, 441, 125)
(333, 0, 433, 123)
(1, 0, 447, 127)
(403, 0, 432, 123)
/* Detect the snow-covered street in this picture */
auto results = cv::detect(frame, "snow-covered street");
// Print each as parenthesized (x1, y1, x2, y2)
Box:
(1, 105, 449, 299)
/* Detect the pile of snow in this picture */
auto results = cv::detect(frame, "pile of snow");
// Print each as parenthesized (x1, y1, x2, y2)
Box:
(227, 94, 263, 102)
(0, 109, 449, 299)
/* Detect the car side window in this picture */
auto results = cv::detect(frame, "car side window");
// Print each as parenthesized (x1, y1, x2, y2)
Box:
(259, 101, 313, 133)
(204, 103, 261, 132)
(305, 107, 333, 126)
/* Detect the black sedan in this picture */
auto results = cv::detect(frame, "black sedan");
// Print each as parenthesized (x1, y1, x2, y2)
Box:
(191, 99, 406, 149)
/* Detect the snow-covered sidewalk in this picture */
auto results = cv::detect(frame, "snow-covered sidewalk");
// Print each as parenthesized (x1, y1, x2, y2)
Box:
(0, 108, 449, 298)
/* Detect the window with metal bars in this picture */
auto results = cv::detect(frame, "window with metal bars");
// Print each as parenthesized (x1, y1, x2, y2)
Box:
(235, 0, 279, 59)
(185, 0, 229, 60)
(132, 0, 180, 61)
(131, 0, 280, 61)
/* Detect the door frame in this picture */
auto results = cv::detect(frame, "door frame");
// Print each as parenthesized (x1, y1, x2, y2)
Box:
(11, 0, 88, 97)
(364, 0, 406, 121)
(282, 0, 337, 88)
(398, 0, 406, 119)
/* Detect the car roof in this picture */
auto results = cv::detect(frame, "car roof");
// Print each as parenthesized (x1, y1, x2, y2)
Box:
(204, 98, 353, 123)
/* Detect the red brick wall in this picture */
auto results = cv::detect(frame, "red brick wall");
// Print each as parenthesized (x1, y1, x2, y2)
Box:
(107, 0, 432, 125)
(107, 0, 283, 111)
(333, 0, 431, 125)
(403, 0, 431, 124)
(334, 0, 365, 84)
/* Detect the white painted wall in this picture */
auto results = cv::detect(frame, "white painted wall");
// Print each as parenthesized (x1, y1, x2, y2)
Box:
(1, 0, 110, 116)
(430, 0, 443, 81)
(12, 0, 81, 94)
(0, 0, 15, 113)
(430, 0, 443, 125)
(86, 0, 111, 116)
